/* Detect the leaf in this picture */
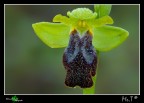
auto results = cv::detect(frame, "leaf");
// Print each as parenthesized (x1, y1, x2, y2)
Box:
(92, 25, 129, 51)
(94, 5, 112, 18)
(32, 22, 70, 48)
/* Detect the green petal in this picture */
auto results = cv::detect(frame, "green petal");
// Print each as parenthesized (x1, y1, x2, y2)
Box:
(32, 22, 70, 48)
(92, 25, 129, 51)
(94, 5, 112, 18)
(53, 14, 70, 25)
(93, 16, 113, 27)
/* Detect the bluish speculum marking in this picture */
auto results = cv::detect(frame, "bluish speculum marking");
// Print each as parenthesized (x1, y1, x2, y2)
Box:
(63, 29, 97, 88)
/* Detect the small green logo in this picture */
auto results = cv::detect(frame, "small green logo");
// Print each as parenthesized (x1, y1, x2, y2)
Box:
(6, 95, 23, 103)
(11, 96, 18, 103)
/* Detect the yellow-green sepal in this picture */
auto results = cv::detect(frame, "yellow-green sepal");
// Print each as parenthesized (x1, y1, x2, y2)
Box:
(32, 22, 70, 48)
(92, 25, 129, 51)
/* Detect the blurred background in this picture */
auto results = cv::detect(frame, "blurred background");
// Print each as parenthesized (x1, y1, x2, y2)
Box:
(5, 5, 139, 94)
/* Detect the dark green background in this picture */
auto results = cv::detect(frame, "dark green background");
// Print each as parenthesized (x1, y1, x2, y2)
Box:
(5, 5, 139, 94)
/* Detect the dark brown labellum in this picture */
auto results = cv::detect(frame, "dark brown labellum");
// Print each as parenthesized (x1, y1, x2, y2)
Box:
(63, 29, 97, 88)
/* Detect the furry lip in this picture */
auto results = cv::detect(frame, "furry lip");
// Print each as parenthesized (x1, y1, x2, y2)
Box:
(63, 29, 97, 88)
